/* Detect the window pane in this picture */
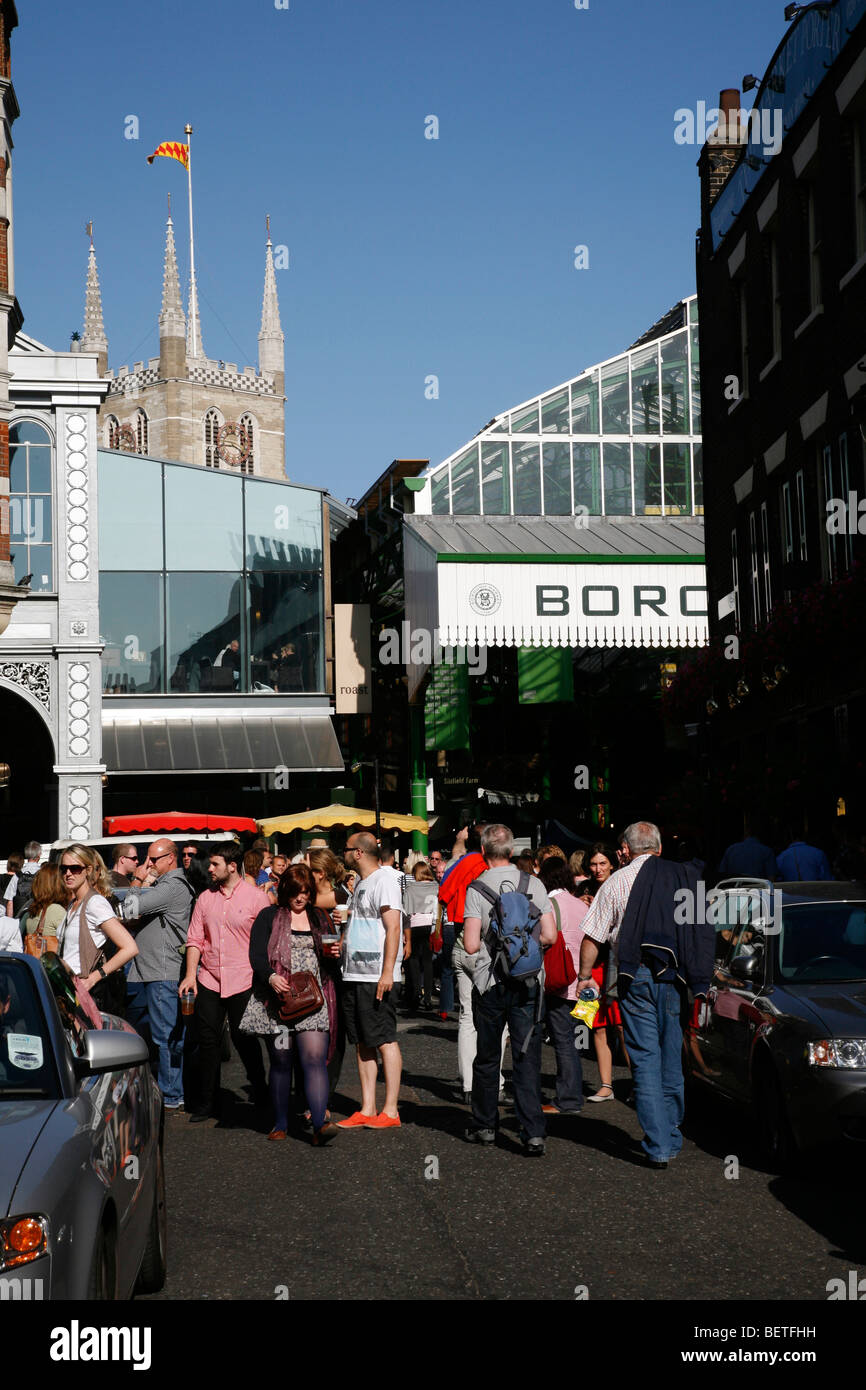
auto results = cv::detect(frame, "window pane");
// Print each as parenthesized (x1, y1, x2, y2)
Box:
(630, 345, 659, 435)
(244, 479, 323, 572)
(488, 417, 508, 433)
(688, 298, 699, 324)
(571, 372, 599, 433)
(248, 572, 324, 693)
(10, 420, 51, 446)
(164, 467, 243, 569)
(481, 442, 510, 515)
(512, 442, 541, 513)
(98, 452, 164, 569)
(690, 325, 701, 435)
(661, 332, 689, 434)
(603, 442, 632, 514)
(542, 443, 571, 515)
(663, 443, 690, 514)
(601, 357, 630, 434)
(26, 446, 52, 494)
(24, 544, 53, 592)
(541, 389, 569, 434)
(634, 443, 661, 514)
(511, 403, 539, 434)
(431, 468, 450, 514)
(10, 495, 50, 547)
(572, 443, 600, 513)
(9, 445, 26, 493)
(100, 572, 164, 694)
(167, 572, 244, 693)
(450, 446, 480, 514)
(693, 444, 703, 513)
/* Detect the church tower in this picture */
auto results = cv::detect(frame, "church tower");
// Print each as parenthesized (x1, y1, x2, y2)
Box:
(81, 233, 108, 377)
(91, 213, 287, 478)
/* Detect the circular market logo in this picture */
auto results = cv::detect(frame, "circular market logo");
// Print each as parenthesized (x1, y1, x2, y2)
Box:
(469, 583, 502, 616)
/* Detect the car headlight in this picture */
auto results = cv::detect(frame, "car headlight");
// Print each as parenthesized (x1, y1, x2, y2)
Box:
(0, 1215, 49, 1270)
(807, 1039, 866, 1069)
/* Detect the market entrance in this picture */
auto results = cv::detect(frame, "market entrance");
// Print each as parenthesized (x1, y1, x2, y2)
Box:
(0, 685, 58, 850)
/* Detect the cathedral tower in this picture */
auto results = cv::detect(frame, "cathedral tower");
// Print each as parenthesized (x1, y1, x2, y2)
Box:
(90, 214, 287, 478)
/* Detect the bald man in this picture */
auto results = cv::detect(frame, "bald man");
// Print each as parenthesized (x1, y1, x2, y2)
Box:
(121, 837, 196, 1111)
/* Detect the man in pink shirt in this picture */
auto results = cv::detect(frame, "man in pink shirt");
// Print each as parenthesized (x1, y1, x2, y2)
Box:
(179, 842, 270, 1124)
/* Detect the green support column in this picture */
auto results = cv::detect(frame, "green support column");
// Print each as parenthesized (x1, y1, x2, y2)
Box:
(409, 704, 428, 852)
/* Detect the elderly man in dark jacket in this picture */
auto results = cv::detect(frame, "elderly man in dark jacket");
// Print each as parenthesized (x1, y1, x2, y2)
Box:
(578, 821, 715, 1169)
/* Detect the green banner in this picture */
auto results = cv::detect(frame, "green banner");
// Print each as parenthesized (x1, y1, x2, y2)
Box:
(517, 646, 574, 704)
(425, 661, 470, 751)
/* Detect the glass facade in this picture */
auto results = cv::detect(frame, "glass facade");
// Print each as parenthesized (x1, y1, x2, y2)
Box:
(428, 296, 702, 518)
(98, 452, 325, 696)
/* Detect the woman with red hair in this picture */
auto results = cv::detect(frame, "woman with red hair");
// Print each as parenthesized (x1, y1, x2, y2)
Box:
(248, 863, 341, 1145)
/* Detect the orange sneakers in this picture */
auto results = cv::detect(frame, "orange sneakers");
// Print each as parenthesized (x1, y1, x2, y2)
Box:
(336, 1111, 375, 1128)
(364, 1113, 401, 1129)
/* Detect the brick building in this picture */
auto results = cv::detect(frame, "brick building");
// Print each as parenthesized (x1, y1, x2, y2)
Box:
(0, 0, 23, 636)
(688, 0, 866, 852)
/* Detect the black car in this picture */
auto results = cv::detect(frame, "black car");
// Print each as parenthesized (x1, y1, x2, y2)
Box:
(684, 879, 866, 1168)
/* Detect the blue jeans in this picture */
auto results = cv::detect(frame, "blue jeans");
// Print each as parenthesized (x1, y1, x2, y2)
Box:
(471, 978, 544, 1140)
(142, 979, 186, 1108)
(619, 964, 685, 1162)
(545, 995, 584, 1111)
(438, 924, 455, 1014)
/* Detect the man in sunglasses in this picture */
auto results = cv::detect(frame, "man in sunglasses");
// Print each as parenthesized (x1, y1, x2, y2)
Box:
(120, 838, 196, 1111)
(110, 843, 140, 889)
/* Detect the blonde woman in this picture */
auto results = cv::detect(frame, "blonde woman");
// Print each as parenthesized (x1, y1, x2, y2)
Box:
(308, 847, 348, 916)
(58, 845, 138, 1006)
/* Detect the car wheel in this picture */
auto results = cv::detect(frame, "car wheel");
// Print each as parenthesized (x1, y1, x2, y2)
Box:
(753, 1057, 797, 1172)
(88, 1219, 117, 1300)
(135, 1140, 167, 1295)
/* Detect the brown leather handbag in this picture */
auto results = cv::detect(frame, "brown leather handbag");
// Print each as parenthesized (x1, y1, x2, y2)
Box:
(277, 971, 324, 1025)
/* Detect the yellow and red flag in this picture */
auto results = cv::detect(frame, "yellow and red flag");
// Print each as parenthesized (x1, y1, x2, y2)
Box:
(146, 141, 189, 170)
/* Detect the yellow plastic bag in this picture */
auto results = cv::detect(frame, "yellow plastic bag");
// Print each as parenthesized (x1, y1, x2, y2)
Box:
(570, 994, 600, 1027)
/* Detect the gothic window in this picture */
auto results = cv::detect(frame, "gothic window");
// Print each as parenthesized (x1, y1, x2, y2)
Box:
(239, 413, 256, 475)
(135, 409, 149, 455)
(105, 414, 120, 449)
(204, 408, 221, 468)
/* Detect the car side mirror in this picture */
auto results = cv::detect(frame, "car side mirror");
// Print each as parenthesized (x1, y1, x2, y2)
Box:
(729, 949, 763, 981)
(75, 1029, 149, 1076)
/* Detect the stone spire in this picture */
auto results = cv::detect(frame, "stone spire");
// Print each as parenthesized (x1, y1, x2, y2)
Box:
(258, 218, 284, 393)
(81, 235, 108, 376)
(186, 269, 204, 360)
(159, 214, 186, 376)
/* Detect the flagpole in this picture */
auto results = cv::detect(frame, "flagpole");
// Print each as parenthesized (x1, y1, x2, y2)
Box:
(184, 122, 197, 359)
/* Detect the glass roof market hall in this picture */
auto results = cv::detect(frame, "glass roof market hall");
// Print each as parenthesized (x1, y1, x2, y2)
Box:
(407, 296, 707, 657)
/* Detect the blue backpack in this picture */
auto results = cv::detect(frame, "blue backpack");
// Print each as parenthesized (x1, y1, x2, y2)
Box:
(473, 871, 543, 982)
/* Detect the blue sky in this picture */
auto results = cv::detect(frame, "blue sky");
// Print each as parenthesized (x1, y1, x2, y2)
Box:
(13, 0, 786, 499)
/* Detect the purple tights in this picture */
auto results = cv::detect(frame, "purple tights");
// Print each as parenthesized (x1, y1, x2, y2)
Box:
(266, 1030, 330, 1130)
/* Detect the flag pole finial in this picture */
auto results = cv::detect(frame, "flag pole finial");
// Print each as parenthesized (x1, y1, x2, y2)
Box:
(266, 213, 270, 240)
(86, 220, 93, 245)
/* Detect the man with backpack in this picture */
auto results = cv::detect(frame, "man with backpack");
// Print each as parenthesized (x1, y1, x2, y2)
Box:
(4, 841, 41, 924)
(462, 824, 557, 1156)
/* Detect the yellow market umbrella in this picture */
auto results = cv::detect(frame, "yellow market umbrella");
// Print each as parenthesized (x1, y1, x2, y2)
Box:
(259, 803, 428, 836)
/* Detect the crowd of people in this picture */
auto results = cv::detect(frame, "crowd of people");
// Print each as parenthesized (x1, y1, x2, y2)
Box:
(0, 815, 857, 1163)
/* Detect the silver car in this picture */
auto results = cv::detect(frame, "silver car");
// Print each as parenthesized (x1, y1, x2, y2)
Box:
(0, 951, 166, 1299)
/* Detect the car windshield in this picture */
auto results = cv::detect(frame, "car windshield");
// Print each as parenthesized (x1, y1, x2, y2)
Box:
(0, 958, 61, 1098)
(777, 903, 866, 982)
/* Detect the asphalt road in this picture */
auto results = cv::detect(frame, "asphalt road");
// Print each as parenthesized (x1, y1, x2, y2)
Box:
(141, 1008, 866, 1302)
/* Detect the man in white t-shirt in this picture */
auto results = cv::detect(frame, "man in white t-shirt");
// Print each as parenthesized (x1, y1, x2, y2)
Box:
(336, 831, 404, 1130)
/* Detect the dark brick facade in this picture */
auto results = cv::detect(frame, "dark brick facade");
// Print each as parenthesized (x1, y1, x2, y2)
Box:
(694, 9, 866, 842)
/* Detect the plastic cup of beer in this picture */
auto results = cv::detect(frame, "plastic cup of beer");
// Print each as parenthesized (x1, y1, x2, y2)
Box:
(335, 903, 350, 926)
(181, 989, 195, 1017)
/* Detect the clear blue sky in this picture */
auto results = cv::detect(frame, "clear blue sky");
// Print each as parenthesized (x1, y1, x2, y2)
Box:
(13, 0, 785, 500)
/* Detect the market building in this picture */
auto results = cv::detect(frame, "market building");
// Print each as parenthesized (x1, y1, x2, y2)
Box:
(336, 297, 709, 844)
(0, 0, 25, 638)
(681, 0, 866, 852)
